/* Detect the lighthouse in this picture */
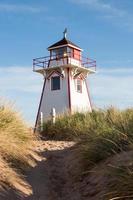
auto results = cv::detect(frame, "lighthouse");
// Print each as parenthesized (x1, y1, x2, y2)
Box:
(33, 30, 96, 129)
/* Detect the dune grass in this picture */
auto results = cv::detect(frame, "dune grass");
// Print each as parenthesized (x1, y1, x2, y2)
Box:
(0, 104, 39, 196)
(105, 160, 133, 199)
(42, 108, 133, 160)
(42, 112, 90, 140)
(42, 107, 133, 199)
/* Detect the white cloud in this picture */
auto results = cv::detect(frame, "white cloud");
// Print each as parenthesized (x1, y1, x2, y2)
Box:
(0, 4, 45, 13)
(71, 0, 122, 15)
(0, 66, 43, 93)
(89, 67, 133, 109)
(99, 59, 133, 66)
(70, 0, 133, 31)
(0, 66, 43, 125)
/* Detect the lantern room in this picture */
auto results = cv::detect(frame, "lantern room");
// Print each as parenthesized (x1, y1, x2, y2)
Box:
(33, 29, 96, 75)
(48, 36, 82, 61)
(46, 31, 84, 69)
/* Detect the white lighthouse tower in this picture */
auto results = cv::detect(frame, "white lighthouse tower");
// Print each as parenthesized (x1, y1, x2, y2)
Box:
(33, 30, 96, 129)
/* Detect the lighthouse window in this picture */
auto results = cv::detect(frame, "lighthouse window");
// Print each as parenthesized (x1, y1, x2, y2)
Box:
(67, 47, 74, 57)
(77, 79, 82, 93)
(51, 76, 60, 90)
(57, 47, 67, 58)
(51, 47, 67, 59)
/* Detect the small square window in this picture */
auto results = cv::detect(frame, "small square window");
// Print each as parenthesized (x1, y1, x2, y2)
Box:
(51, 76, 60, 90)
(77, 79, 82, 93)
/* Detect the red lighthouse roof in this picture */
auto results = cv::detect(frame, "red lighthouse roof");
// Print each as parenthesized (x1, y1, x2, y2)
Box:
(48, 36, 82, 51)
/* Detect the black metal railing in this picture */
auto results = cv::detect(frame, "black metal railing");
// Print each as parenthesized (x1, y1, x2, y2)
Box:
(33, 52, 96, 71)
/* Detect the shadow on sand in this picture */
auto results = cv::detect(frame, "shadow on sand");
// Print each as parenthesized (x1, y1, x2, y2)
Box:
(0, 142, 81, 200)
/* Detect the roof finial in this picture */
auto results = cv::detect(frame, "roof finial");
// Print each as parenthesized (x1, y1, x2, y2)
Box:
(63, 28, 67, 38)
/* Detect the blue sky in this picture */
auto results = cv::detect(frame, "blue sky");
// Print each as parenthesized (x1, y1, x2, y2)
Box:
(0, 0, 133, 124)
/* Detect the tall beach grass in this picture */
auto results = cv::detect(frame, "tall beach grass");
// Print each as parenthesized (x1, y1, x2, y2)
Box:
(42, 107, 133, 199)
(0, 103, 39, 196)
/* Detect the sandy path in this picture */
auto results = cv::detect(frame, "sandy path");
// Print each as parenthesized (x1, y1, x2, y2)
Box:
(25, 141, 77, 200)
(0, 140, 112, 200)
(0, 141, 81, 200)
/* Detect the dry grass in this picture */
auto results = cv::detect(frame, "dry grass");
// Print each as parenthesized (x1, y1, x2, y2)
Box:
(42, 107, 133, 199)
(42, 112, 90, 140)
(0, 157, 32, 196)
(0, 104, 39, 196)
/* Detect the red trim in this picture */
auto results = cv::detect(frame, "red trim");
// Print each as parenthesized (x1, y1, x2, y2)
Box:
(74, 73, 85, 80)
(47, 70, 63, 80)
(67, 68, 71, 112)
(34, 78, 46, 132)
(85, 79, 92, 111)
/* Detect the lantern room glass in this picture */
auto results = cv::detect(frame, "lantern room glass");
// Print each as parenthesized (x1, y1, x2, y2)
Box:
(50, 46, 76, 59)
(51, 47, 67, 59)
